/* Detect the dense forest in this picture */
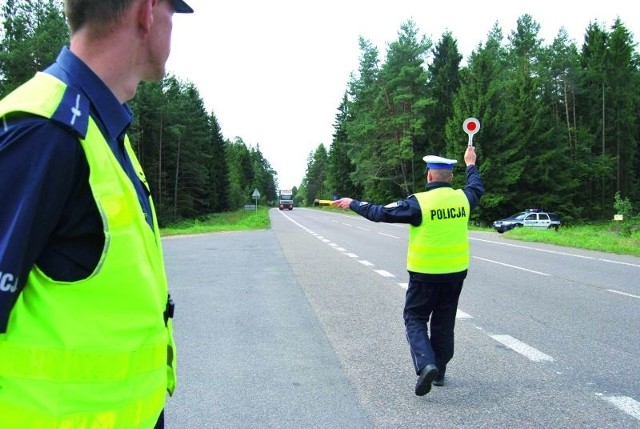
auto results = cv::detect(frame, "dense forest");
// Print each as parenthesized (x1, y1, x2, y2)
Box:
(2, 1, 639, 226)
(302, 17, 640, 225)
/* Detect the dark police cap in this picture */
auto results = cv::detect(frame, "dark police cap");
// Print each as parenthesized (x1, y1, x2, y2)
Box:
(172, 0, 194, 13)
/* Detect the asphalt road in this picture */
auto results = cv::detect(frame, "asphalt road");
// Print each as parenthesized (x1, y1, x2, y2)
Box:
(164, 208, 640, 428)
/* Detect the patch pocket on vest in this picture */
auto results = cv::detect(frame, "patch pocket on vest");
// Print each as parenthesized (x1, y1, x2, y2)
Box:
(99, 194, 135, 228)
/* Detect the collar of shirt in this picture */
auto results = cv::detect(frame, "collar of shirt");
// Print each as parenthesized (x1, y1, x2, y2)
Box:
(425, 182, 452, 191)
(44, 46, 132, 143)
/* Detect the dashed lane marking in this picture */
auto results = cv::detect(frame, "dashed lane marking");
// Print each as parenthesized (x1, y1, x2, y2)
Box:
(374, 269, 395, 278)
(456, 309, 473, 319)
(607, 289, 640, 299)
(598, 395, 640, 421)
(378, 232, 399, 238)
(489, 334, 554, 362)
(473, 256, 550, 276)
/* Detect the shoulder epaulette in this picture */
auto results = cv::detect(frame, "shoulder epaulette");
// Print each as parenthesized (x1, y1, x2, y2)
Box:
(50, 84, 90, 139)
(0, 73, 90, 139)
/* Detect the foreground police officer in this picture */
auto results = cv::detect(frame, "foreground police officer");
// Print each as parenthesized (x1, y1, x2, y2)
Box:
(0, 0, 193, 427)
(332, 146, 484, 396)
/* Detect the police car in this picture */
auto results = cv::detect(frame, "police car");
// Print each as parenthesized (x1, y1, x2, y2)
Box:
(493, 209, 561, 233)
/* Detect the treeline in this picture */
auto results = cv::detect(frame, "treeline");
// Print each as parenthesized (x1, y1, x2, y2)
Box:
(300, 16, 640, 225)
(3, 2, 639, 226)
(127, 79, 278, 224)
(0, 0, 278, 226)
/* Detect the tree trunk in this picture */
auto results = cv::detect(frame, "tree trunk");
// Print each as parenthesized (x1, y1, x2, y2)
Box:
(601, 82, 605, 218)
(563, 80, 573, 159)
(173, 136, 181, 220)
(158, 115, 163, 207)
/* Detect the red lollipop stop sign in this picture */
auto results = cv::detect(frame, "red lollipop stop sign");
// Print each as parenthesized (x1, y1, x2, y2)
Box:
(463, 117, 480, 146)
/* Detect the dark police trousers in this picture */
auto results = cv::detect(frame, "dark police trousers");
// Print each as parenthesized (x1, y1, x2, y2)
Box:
(404, 276, 465, 374)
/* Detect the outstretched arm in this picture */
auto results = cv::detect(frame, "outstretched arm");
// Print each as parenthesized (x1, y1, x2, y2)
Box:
(331, 197, 421, 225)
(462, 146, 484, 209)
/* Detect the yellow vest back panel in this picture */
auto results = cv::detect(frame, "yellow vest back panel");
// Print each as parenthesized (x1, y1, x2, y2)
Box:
(407, 188, 470, 274)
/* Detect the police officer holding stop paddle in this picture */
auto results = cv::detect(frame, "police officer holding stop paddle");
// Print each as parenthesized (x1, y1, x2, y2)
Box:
(332, 143, 484, 396)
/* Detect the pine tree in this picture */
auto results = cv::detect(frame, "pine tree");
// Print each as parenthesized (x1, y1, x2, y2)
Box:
(424, 31, 462, 159)
(0, 0, 68, 97)
(301, 144, 328, 205)
(326, 92, 362, 198)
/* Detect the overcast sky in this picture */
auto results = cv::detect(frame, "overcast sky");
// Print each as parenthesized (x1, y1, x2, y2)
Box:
(166, 0, 639, 190)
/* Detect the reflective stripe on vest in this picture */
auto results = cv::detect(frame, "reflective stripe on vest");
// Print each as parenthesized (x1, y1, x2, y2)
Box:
(0, 72, 175, 428)
(407, 188, 470, 274)
(0, 387, 166, 429)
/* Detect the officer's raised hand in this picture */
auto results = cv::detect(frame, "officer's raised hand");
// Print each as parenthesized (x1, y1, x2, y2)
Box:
(464, 145, 477, 166)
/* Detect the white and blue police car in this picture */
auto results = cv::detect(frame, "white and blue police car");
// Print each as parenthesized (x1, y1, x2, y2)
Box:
(493, 209, 561, 233)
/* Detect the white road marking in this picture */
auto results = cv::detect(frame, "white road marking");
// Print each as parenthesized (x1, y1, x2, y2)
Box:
(607, 289, 640, 299)
(358, 260, 374, 267)
(456, 309, 473, 319)
(472, 237, 640, 268)
(357, 226, 370, 231)
(378, 232, 399, 238)
(345, 253, 359, 258)
(473, 256, 550, 276)
(600, 259, 640, 267)
(398, 283, 408, 290)
(374, 269, 395, 278)
(489, 334, 554, 362)
(599, 394, 640, 421)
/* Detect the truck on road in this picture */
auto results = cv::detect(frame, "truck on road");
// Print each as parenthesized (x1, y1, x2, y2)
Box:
(278, 189, 294, 210)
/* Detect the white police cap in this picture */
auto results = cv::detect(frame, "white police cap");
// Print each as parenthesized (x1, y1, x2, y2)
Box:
(422, 155, 457, 170)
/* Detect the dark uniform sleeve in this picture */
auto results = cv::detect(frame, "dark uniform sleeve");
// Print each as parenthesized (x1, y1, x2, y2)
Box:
(0, 116, 84, 332)
(463, 165, 484, 210)
(348, 197, 422, 226)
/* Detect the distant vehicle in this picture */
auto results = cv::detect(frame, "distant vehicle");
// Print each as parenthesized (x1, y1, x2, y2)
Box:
(493, 209, 561, 233)
(278, 189, 294, 210)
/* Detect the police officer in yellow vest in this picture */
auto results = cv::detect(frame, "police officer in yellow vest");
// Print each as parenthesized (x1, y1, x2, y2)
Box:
(0, 0, 193, 427)
(332, 146, 483, 396)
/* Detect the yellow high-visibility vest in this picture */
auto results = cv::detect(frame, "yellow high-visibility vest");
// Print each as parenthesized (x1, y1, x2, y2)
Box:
(0, 72, 176, 428)
(407, 188, 470, 274)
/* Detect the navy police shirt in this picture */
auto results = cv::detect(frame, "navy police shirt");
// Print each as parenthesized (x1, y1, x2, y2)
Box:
(0, 47, 152, 332)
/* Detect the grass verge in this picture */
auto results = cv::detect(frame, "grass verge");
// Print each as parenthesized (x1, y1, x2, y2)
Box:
(495, 223, 640, 257)
(160, 207, 270, 236)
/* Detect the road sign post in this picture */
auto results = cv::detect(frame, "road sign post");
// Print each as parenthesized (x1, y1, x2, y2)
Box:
(252, 189, 260, 211)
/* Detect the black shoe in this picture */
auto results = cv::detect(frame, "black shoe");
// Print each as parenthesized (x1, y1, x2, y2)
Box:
(432, 373, 445, 387)
(415, 364, 438, 396)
